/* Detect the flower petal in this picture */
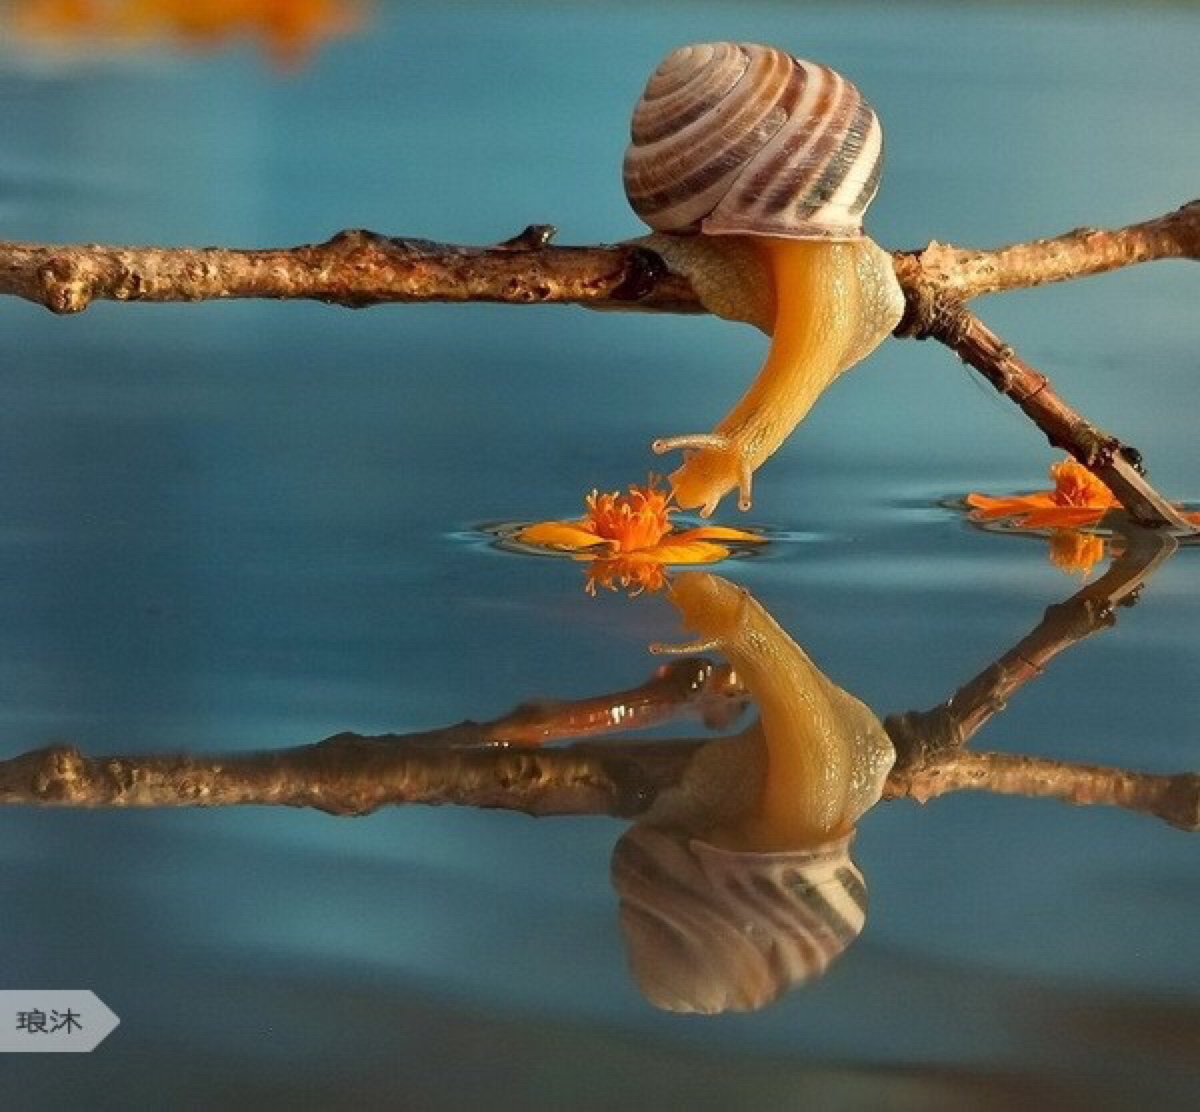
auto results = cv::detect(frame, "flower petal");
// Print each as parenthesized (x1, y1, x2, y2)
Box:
(515, 521, 607, 551)
(965, 492, 1058, 519)
(1020, 507, 1107, 529)
(673, 525, 764, 544)
(644, 541, 731, 566)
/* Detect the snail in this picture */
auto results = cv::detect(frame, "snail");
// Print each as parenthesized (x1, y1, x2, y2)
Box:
(610, 572, 895, 1013)
(624, 43, 904, 515)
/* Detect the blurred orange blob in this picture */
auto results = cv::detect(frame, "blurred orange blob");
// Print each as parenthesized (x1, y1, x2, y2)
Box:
(13, 0, 362, 69)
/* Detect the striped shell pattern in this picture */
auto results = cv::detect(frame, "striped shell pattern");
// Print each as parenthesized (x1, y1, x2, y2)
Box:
(624, 42, 882, 241)
(612, 827, 867, 1014)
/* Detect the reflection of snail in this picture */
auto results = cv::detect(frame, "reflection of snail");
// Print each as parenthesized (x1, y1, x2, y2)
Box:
(624, 43, 903, 515)
(612, 572, 894, 1013)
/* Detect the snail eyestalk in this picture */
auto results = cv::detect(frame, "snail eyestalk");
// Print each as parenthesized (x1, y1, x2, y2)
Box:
(658, 237, 902, 516)
(649, 635, 725, 656)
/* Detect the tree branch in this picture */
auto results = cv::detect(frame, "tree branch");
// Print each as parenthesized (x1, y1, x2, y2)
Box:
(894, 300, 1191, 528)
(2, 729, 1194, 831)
(3, 203, 1194, 316)
(897, 199, 1200, 301)
(0, 227, 700, 316)
(1, 201, 1196, 528)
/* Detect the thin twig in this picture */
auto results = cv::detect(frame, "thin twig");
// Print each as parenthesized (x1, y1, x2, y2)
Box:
(480, 657, 747, 745)
(895, 303, 1190, 528)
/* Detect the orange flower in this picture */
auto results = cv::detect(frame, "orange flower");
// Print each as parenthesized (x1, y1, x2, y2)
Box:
(966, 458, 1200, 577)
(966, 458, 1121, 529)
(516, 479, 764, 594)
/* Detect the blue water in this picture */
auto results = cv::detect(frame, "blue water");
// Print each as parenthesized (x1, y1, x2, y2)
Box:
(0, 3, 1197, 1108)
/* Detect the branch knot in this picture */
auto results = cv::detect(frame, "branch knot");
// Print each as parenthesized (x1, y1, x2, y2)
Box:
(38, 258, 93, 314)
(893, 277, 970, 346)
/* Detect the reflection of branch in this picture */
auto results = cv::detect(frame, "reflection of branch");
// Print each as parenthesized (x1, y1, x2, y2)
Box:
(2, 728, 1194, 831)
(877, 532, 1199, 830)
(0, 733, 697, 818)
(480, 658, 746, 746)
(1, 538, 1193, 829)
(884, 531, 1177, 763)
(2, 203, 1196, 527)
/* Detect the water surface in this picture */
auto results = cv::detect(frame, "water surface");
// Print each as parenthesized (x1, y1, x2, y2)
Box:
(0, 2, 1197, 1108)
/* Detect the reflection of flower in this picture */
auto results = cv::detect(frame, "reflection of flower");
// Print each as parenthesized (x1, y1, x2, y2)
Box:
(1047, 530, 1107, 576)
(14, 0, 360, 69)
(516, 479, 763, 595)
(967, 458, 1200, 576)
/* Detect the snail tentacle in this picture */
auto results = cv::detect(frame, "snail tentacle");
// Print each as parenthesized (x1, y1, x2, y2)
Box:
(650, 635, 725, 656)
(651, 433, 732, 455)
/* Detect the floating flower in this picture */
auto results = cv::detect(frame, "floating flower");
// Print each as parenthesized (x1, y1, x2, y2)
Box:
(966, 458, 1121, 530)
(966, 458, 1200, 576)
(515, 479, 763, 594)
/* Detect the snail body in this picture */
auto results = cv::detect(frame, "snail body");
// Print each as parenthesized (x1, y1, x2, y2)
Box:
(624, 43, 903, 515)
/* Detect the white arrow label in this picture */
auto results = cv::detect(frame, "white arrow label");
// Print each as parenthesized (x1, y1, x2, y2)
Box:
(0, 991, 119, 1052)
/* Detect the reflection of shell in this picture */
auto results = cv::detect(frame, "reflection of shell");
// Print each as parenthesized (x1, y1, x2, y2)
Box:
(624, 42, 883, 241)
(612, 825, 866, 1014)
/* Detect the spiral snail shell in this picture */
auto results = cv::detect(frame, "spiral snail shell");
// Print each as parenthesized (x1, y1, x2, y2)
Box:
(623, 44, 903, 517)
(623, 42, 882, 242)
